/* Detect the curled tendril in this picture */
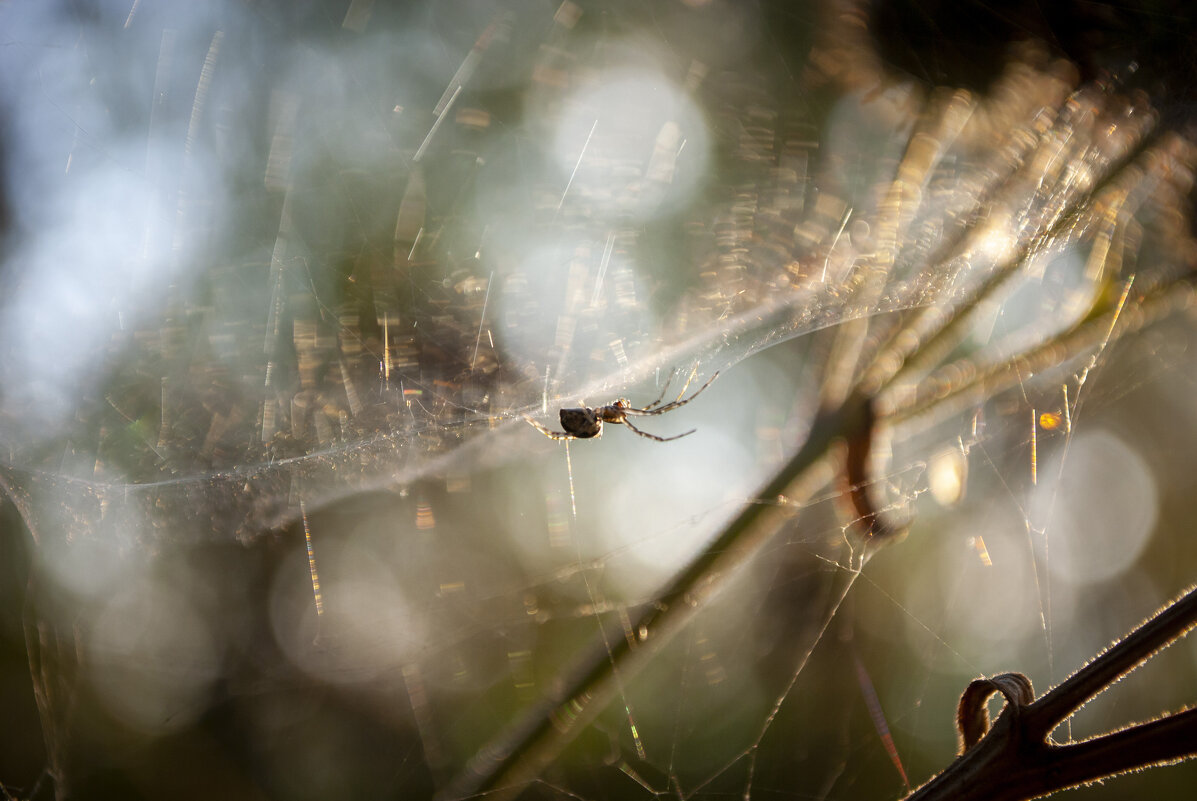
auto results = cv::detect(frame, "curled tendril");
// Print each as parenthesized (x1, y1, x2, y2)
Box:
(956, 672, 1035, 752)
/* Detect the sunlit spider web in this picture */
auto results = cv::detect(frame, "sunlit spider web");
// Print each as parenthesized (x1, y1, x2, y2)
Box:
(1, 2, 1196, 800)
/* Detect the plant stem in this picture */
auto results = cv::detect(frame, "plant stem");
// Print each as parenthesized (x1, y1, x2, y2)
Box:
(906, 585, 1197, 801)
(435, 398, 870, 801)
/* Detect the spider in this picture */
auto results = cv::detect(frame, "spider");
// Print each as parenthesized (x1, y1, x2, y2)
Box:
(524, 371, 718, 443)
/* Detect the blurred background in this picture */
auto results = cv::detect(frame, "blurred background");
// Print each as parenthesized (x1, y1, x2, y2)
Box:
(1, 1, 1196, 799)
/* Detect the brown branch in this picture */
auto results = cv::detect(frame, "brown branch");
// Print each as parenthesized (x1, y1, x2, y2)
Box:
(905, 585, 1197, 801)
(1025, 584, 1197, 736)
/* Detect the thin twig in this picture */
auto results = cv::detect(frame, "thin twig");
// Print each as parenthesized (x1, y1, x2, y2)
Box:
(1025, 585, 1197, 736)
(860, 126, 1163, 400)
(885, 274, 1197, 428)
(436, 399, 868, 801)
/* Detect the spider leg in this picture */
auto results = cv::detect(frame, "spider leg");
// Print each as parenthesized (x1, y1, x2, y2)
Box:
(620, 416, 695, 442)
(640, 368, 678, 410)
(523, 415, 578, 441)
(624, 371, 719, 416)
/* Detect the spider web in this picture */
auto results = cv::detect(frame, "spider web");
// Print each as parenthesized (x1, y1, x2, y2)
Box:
(1, 2, 1196, 800)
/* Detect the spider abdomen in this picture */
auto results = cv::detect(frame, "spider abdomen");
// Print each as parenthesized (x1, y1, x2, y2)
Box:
(559, 407, 603, 438)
